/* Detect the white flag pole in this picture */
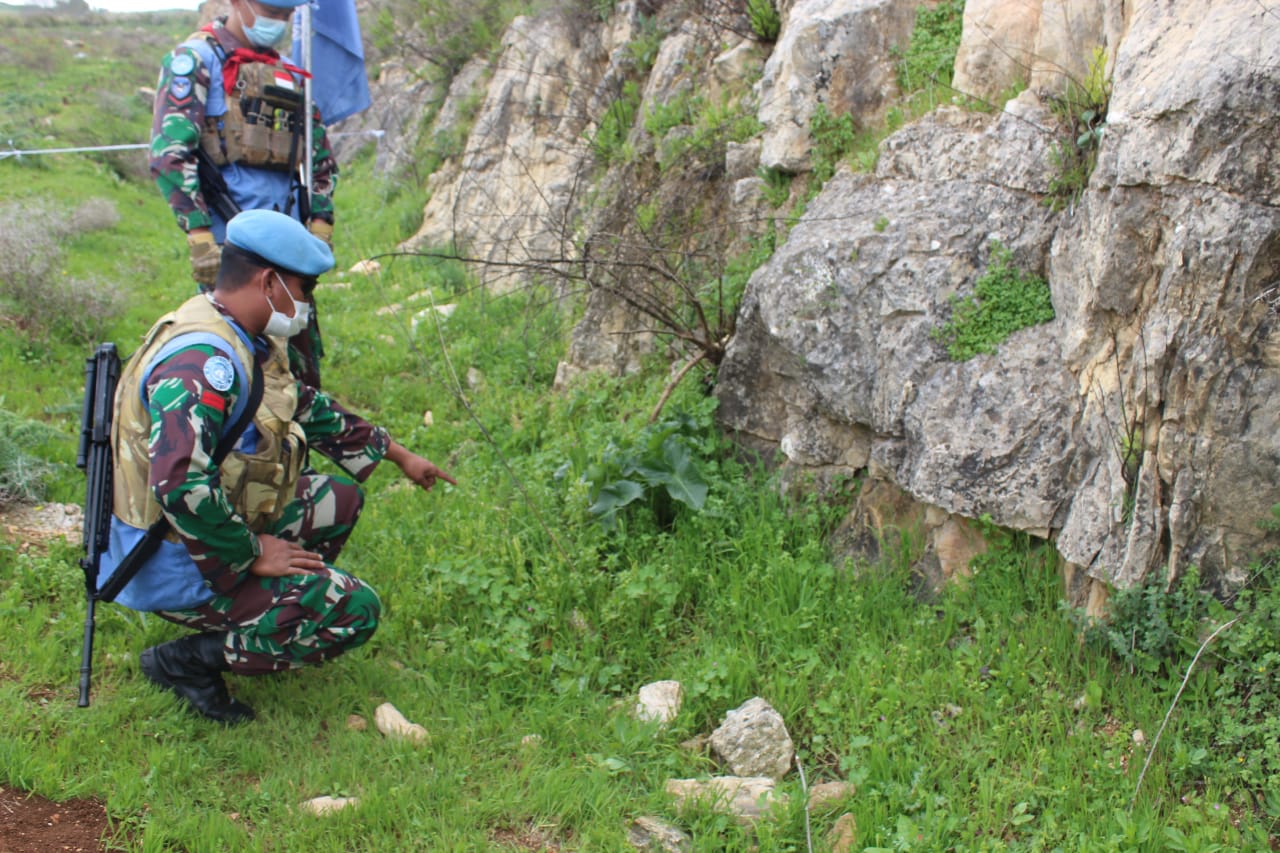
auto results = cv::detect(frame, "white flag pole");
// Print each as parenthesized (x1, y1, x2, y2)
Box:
(301, 0, 314, 218)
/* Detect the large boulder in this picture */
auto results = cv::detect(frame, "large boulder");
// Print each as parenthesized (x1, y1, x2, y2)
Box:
(718, 0, 1280, 592)
(720, 97, 1063, 534)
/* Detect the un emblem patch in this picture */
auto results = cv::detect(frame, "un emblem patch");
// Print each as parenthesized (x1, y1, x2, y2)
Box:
(203, 355, 235, 392)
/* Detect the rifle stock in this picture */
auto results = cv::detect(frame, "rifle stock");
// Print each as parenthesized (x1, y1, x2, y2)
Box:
(77, 343, 119, 707)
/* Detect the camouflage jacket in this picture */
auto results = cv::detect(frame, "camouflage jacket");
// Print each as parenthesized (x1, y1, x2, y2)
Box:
(149, 18, 338, 235)
(143, 327, 388, 594)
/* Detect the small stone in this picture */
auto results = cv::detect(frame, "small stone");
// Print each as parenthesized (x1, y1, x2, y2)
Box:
(374, 702, 428, 743)
(708, 697, 795, 780)
(636, 680, 683, 725)
(665, 776, 784, 825)
(1132, 729, 1146, 746)
(807, 780, 854, 811)
(423, 410, 434, 427)
(349, 259, 381, 275)
(299, 795, 359, 816)
(346, 714, 367, 732)
(521, 734, 543, 748)
(828, 812, 857, 853)
(628, 815, 691, 851)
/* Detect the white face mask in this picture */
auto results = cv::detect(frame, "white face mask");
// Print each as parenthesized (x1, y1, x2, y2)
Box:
(263, 271, 310, 337)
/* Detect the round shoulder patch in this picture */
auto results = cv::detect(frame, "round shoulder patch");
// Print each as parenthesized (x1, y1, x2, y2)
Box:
(169, 52, 196, 76)
(203, 355, 235, 392)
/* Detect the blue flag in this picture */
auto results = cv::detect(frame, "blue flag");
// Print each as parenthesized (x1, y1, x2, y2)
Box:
(292, 0, 371, 124)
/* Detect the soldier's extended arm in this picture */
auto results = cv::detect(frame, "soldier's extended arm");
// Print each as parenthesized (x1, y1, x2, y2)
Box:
(145, 346, 260, 595)
(149, 46, 214, 233)
(293, 383, 390, 481)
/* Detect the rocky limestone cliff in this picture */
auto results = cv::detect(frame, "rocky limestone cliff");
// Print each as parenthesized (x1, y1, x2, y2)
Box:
(718, 0, 1280, 599)
(399, 0, 1280, 599)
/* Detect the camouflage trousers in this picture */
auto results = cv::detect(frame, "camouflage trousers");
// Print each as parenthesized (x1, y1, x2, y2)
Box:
(158, 473, 380, 676)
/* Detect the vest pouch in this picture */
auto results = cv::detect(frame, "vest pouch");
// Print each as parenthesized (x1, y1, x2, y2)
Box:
(220, 420, 305, 530)
(198, 59, 300, 172)
(237, 115, 296, 170)
(199, 119, 232, 167)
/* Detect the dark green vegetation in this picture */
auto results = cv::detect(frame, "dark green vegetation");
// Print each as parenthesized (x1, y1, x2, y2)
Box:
(1, 5, 1277, 851)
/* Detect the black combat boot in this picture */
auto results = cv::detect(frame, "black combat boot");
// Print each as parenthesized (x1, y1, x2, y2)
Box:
(139, 632, 255, 724)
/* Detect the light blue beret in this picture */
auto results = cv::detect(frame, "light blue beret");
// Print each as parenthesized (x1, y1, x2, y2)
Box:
(258, 0, 309, 8)
(225, 210, 334, 277)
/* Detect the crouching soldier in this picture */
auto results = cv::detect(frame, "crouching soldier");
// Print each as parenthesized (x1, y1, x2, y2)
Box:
(99, 209, 455, 723)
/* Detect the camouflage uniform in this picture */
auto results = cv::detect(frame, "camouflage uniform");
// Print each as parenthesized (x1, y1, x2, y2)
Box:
(150, 18, 336, 387)
(131, 305, 389, 675)
(149, 18, 337, 237)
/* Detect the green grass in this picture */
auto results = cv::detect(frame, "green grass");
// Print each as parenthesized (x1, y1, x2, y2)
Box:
(0, 10, 1277, 853)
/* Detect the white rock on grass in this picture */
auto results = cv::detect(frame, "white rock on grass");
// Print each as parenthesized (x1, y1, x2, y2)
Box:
(348, 259, 381, 275)
(665, 776, 785, 825)
(635, 680, 683, 725)
(411, 304, 457, 331)
(299, 795, 359, 816)
(709, 697, 795, 780)
(374, 702, 428, 743)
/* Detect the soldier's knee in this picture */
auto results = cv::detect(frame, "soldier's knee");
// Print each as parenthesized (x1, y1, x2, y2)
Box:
(344, 580, 381, 648)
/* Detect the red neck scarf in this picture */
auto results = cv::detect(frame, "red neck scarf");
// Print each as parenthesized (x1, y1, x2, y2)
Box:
(201, 24, 312, 95)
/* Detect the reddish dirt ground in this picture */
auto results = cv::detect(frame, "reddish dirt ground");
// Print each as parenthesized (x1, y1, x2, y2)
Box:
(0, 785, 108, 853)
(1, 507, 110, 851)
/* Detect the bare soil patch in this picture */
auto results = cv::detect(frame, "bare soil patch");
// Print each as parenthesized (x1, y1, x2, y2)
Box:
(0, 501, 82, 548)
(0, 784, 107, 853)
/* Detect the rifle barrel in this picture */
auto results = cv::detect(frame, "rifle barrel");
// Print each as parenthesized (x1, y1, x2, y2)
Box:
(76, 354, 98, 471)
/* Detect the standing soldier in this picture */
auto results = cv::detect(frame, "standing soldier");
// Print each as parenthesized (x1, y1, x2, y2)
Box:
(99, 210, 456, 724)
(150, 0, 336, 387)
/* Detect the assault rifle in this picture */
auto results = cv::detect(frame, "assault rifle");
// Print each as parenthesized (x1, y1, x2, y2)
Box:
(76, 343, 169, 706)
(195, 148, 242, 223)
(74, 341, 265, 707)
(76, 343, 119, 707)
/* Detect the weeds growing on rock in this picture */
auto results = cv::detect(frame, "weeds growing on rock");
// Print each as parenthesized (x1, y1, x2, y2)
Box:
(1045, 46, 1112, 211)
(931, 240, 1055, 360)
(893, 0, 965, 109)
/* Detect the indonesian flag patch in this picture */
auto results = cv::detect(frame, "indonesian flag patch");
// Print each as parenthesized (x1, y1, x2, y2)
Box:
(199, 389, 227, 414)
(273, 69, 296, 90)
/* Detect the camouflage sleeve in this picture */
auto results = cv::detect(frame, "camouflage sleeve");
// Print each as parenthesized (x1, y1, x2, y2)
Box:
(146, 345, 259, 594)
(308, 108, 338, 223)
(295, 383, 389, 481)
(149, 46, 214, 233)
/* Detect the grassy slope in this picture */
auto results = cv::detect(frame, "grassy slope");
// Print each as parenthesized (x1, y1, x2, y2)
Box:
(0, 8, 1273, 852)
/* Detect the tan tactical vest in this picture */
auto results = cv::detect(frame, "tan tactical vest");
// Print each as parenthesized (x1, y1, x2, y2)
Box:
(196, 33, 304, 172)
(112, 294, 307, 535)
